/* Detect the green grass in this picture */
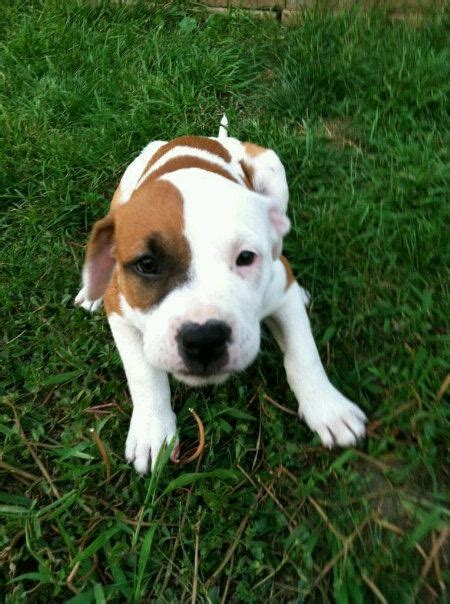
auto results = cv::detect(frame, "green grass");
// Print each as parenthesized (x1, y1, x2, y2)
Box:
(1, 1, 449, 601)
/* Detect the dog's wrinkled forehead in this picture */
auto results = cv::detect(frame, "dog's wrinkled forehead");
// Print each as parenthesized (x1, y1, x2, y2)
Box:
(164, 169, 272, 260)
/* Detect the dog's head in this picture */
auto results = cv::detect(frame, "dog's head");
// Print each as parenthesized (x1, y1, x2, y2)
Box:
(77, 138, 290, 385)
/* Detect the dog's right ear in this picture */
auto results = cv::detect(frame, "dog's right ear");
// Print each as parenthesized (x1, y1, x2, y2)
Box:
(75, 212, 115, 309)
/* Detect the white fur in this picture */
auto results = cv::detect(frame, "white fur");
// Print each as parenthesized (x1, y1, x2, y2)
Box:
(218, 114, 228, 139)
(108, 312, 177, 474)
(74, 265, 104, 311)
(120, 140, 167, 203)
(74, 286, 102, 312)
(137, 145, 246, 187)
(119, 169, 276, 384)
(213, 136, 289, 212)
(77, 126, 367, 473)
(266, 283, 367, 447)
(242, 148, 289, 212)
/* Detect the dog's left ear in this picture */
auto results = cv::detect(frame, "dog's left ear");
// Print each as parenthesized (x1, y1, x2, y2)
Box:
(76, 212, 116, 306)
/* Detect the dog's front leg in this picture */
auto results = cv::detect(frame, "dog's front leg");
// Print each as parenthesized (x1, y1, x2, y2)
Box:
(108, 314, 177, 474)
(266, 282, 367, 447)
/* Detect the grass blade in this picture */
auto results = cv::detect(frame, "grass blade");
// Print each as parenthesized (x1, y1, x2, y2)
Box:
(133, 525, 157, 602)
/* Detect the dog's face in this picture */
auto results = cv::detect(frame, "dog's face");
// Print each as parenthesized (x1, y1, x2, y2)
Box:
(82, 169, 289, 385)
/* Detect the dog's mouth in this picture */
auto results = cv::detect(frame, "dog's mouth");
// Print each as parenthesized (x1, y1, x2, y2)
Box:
(173, 369, 231, 387)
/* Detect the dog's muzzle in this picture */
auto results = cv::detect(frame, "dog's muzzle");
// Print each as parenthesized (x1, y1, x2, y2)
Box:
(176, 319, 231, 376)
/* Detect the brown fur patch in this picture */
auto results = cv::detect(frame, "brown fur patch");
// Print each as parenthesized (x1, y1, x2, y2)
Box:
(240, 142, 268, 190)
(145, 155, 239, 185)
(280, 255, 295, 290)
(243, 142, 266, 158)
(104, 270, 121, 316)
(113, 179, 191, 310)
(239, 159, 254, 190)
(144, 136, 231, 175)
(110, 184, 123, 211)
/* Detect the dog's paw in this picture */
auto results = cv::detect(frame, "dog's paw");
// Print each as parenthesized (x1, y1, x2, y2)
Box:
(125, 412, 177, 474)
(300, 286, 311, 307)
(300, 385, 367, 448)
(74, 288, 102, 312)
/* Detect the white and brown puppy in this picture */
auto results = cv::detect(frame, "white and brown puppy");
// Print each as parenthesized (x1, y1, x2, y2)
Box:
(75, 116, 367, 474)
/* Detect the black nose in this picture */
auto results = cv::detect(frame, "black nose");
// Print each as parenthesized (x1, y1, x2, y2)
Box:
(177, 320, 231, 374)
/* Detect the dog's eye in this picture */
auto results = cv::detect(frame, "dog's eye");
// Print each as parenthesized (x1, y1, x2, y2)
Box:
(134, 255, 160, 276)
(236, 251, 256, 267)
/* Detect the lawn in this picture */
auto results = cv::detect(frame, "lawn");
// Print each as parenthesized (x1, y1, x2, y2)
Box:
(1, 1, 449, 601)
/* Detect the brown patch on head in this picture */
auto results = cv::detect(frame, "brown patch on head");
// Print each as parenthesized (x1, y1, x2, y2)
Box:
(240, 142, 268, 191)
(104, 270, 121, 316)
(279, 255, 295, 290)
(110, 183, 123, 212)
(114, 179, 191, 310)
(145, 136, 231, 174)
(145, 155, 239, 185)
(243, 142, 267, 158)
(239, 159, 254, 190)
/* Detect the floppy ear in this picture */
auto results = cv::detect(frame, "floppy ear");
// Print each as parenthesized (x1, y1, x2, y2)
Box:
(75, 212, 115, 310)
(240, 142, 289, 212)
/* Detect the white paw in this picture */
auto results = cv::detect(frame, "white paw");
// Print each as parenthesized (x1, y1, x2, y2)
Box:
(300, 384, 367, 448)
(74, 288, 102, 312)
(300, 287, 311, 307)
(125, 412, 177, 474)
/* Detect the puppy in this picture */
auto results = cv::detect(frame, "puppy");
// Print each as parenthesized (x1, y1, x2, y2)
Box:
(76, 116, 367, 473)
